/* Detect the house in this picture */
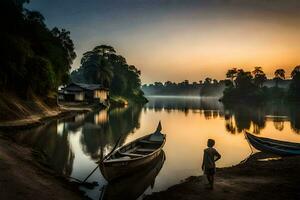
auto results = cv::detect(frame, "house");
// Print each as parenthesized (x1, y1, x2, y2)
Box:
(58, 82, 109, 104)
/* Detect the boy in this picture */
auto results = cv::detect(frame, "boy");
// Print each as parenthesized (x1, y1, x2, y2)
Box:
(201, 139, 221, 189)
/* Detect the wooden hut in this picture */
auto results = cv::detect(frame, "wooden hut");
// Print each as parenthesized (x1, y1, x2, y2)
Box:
(58, 83, 109, 104)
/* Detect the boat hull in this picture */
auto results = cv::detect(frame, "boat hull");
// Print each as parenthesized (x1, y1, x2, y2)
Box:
(245, 132, 300, 156)
(100, 149, 163, 181)
(99, 133, 166, 182)
(102, 151, 165, 200)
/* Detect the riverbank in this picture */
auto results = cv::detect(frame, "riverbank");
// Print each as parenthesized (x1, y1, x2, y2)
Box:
(0, 135, 86, 200)
(145, 152, 300, 200)
(0, 94, 99, 130)
(0, 97, 100, 199)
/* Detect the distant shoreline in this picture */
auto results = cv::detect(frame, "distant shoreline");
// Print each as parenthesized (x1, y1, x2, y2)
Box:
(146, 95, 220, 99)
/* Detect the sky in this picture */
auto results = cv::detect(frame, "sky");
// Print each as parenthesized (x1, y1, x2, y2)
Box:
(27, 0, 300, 83)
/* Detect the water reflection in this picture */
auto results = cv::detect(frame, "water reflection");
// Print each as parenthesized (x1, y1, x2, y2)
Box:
(102, 151, 165, 200)
(10, 105, 143, 176)
(145, 96, 300, 134)
(10, 122, 74, 176)
(5, 96, 300, 200)
(223, 103, 300, 134)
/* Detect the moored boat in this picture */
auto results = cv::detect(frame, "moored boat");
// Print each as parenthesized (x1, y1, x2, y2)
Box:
(102, 151, 166, 200)
(245, 131, 300, 156)
(99, 122, 166, 182)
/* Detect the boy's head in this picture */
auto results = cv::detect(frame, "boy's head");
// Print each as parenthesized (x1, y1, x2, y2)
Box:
(207, 139, 215, 147)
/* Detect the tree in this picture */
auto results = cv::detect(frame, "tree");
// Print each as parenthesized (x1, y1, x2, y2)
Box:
(204, 77, 212, 84)
(71, 44, 146, 103)
(291, 66, 300, 78)
(226, 68, 238, 86)
(274, 69, 285, 88)
(235, 69, 253, 89)
(0, 0, 76, 97)
(289, 66, 300, 100)
(80, 48, 113, 87)
(252, 67, 267, 88)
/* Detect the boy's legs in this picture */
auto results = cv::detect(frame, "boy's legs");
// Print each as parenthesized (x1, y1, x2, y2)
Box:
(206, 169, 215, 189)
(210, 174, 214, 189)
(206, 174, 213, 188)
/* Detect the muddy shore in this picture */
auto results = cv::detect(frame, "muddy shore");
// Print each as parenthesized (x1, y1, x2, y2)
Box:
(0, 104, 97, 130)
(145, 152, 300, 200)
(0, 104, 100, 200)
(0, 135, 86, 200)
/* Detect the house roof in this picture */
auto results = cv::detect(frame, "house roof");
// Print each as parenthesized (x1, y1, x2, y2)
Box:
(63, 82, 109, 92)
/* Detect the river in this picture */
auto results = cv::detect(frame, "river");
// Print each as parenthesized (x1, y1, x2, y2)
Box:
(8, 96, 300, 200)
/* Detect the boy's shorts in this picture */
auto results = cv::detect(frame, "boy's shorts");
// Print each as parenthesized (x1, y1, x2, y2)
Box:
(204, 168, 216, 175)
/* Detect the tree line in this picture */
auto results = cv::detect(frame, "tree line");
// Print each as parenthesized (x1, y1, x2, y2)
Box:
(0, 0, 76, 98)
(142, 79, 226, 97)
(71, 45, 147, 103)
(222, 66, 300, 103)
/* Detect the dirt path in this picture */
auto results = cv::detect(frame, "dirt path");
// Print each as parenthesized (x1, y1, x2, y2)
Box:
(145, 153, 300, 200)
(0, 136, 83, 200)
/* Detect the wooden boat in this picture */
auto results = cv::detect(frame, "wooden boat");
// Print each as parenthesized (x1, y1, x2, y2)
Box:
(99, 122, 166, 182)
(102, 151, 165, 200)
(245, 131, 300, 156)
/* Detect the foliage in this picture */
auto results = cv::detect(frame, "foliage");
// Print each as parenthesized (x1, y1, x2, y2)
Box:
(222, 67, 267, 104)
(252, 67, 267, 88)
(0, 0, 76, 98)
(142, 79, 226, 97)
(71, 45, 147, 104)
(222, 66, 300, 103)
(274, 69, 286, 88)
(288, 66, 300, 100)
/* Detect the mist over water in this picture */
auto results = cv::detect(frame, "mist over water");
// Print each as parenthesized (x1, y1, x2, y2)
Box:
(7, 96, 300, 199)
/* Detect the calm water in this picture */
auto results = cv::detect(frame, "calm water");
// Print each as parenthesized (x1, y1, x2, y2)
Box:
(7, 96, 300, 199)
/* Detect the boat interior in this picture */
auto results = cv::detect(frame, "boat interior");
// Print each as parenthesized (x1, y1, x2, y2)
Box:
(107, 134, 164, 162)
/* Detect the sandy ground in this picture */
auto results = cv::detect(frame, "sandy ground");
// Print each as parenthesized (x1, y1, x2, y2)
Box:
(145, 153, 300, 200)
(0, 136, 84, 200)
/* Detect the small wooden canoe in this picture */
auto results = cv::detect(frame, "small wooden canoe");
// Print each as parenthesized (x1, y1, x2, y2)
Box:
(102, 151, 165, 200)
(245, 132, 300, 156)
(99, 122, 166, 182)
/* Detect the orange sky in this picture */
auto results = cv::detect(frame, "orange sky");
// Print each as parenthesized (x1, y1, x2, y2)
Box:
(29, 0, 300, 83)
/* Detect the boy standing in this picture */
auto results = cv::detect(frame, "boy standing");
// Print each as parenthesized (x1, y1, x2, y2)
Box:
(202, 139, 221, 189)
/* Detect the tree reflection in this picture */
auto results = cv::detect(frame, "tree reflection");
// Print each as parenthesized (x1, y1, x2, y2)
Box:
(145, 96, 223, 112)
(79, 106, 143, 161)
(223, 103, 300, 134)
(11, 122, 74, 176)
(290, 105, 300, 134)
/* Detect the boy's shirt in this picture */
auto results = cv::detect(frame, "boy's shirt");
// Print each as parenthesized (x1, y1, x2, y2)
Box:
(203, 147, 221, 169)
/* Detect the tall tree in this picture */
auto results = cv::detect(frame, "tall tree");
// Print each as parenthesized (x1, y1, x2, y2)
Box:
(252, 67, 267, 88)
(226, 68, 238, 86)
(0, 0, 76, 97)
(80, 48, 113, 87)
(71, 44, 146, 102)
(289, 66, 300, 100)
(274, 69, 285, 88)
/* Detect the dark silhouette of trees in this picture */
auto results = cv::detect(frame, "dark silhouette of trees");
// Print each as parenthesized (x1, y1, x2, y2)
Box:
(288, 66, 300, 100)
(222, 67, 267, 103)
(252, 67, 267, 88)
(71, 45, 147, 103)
(274, 69, 285, 88)
(226, 68, 238, 86)
(0, 0, 76, 97)
(74, 46, 114, 87)
(142, 79, 225, 97)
